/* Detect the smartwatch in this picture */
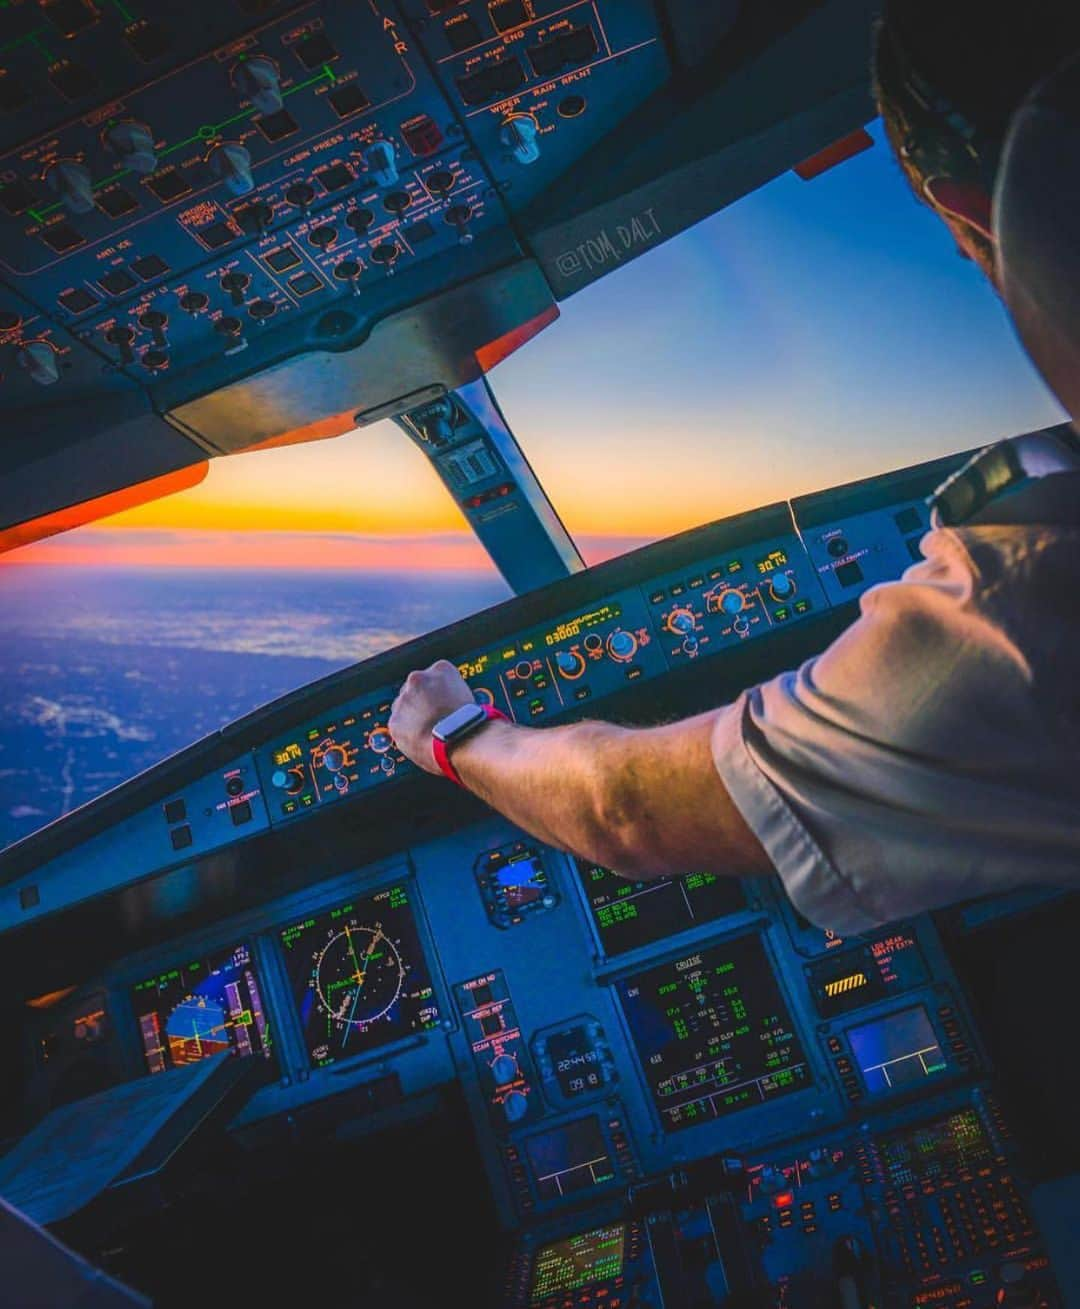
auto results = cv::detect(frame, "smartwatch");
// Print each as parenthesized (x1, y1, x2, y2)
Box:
(431, 702, 507, 785)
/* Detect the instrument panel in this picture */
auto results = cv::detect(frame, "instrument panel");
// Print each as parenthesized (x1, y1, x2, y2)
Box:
(252, 520, 823, 824)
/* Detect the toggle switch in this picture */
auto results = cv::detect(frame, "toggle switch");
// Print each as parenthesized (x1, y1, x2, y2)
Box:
(103, 120, 158, 175)
(232, 55, 282, 115)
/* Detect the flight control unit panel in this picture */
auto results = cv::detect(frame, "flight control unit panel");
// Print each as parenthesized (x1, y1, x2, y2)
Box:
(1, 446, 1070, 1308)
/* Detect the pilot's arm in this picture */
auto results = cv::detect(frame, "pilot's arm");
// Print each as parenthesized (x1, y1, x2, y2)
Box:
(390, 502, 1080, 932)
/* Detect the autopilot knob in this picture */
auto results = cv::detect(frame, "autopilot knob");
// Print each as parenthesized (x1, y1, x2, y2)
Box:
(606, 629, 638, 662)
(46, 159, 94, 215)
(103, 120, 158, 175)
(271, 768, 304, 794)
(717, 588, 745, 616)
(232, 55, 282, 115)
(667, 608, 695, 637)
(502, 1089, 528, 1123)
(499, 113, 540, 165)
(769, 572, 796, 602)
(15, 339, 60, 386)
(363, 139, 398, 188)
(208, 142, 254, 196)
(555, 649, 585, 680)
(491, 1053, 518, 1086)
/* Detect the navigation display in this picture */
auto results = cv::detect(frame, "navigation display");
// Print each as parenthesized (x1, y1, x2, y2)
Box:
(279, 884, 440, 1069)
(523, 1117, 616, 1203)
(530, 1224, 626, 1305)
(131, 944, 271, 1076)
(806, 929, 928, 1018)
(847, 1006, 948, 1096)
(617, 935, 810, 1131)
(576, 861, 745, 955)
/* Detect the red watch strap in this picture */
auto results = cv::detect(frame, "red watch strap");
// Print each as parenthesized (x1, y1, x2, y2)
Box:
(432, 704, 507, 785)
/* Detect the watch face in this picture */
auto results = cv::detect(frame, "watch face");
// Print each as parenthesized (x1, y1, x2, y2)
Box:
(433, 702, 486, 744)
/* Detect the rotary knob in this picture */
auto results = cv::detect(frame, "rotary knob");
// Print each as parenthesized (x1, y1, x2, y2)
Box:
(491, 1053, 518, 1085)
(208, 142, 254, 196)
(499, 113, 540, 165)
(667, 608, 695, 636)
(15, 339, 60, 385)
(606, 629, 638, 662)
(502, 1089, 529, 1123)
(321, 745, 347, 772)
(368, 727, 393, 754)
(271, 768, 305, 794)
(554, 649, 586, 680)
(363, 139, 398, 188)
(46, 159, 94, 215)
(715, 589, 745, 616)
(769, 572, 796, 602)
(232, 55, 282, 115)
(103, 120, 157, 175)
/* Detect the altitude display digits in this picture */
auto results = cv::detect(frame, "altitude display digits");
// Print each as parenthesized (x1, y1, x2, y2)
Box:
(279, 884, 441, 1069)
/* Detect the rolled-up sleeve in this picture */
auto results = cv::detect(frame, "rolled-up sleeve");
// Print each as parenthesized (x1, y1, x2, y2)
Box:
(711, 526, 1080, 933)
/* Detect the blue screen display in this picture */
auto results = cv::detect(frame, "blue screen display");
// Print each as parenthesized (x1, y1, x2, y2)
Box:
(847, 1005, 948, 1096)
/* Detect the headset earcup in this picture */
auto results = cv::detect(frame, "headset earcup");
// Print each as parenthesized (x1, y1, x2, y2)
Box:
(995, 52, 1080, 422)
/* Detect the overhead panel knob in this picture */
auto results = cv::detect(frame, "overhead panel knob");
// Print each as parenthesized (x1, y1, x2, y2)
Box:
(499, 114, 540, 165)
(16, 340, 60, 385)
(46, 159, 94, 215)
(103, 120, 157, 175)
(208, 142, 254, 196)
(233, 55, 282, 115)
(363, 139, 398, 188)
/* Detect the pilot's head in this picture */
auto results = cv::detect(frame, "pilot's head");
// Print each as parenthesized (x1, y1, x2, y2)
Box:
(874, 0, 1080, 283)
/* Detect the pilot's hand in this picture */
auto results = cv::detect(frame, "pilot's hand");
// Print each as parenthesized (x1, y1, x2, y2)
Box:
(389, 659, 475, 774)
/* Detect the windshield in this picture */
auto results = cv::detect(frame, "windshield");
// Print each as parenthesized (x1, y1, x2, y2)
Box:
(0, 122, 1062, 850)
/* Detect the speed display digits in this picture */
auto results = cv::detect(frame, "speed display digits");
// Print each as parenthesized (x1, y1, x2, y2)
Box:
(617, 935, 811, 1132)
(279, 885, 440, 1069)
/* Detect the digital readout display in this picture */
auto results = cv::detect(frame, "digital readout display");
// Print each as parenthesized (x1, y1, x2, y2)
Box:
(756, 548, 789, 574)
(576, 861, 745, 956)
(847, 1005, 948, 1096)
(530, 1224, 626, 1304)
(806, 929, 928, 1018)
(617, 936, 811, 1132)
(458, 603, 623, 680)
(523, 1117, 616, 1203)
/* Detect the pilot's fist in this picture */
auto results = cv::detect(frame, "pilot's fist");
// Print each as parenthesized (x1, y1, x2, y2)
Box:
(389, 660, 475, 774)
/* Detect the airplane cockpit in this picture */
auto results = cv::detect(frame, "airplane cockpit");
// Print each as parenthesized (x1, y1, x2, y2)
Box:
(1, 1, 1078, 1305)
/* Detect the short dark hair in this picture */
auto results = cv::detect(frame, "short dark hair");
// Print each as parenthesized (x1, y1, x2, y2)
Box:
(874, 1, 1080, 255)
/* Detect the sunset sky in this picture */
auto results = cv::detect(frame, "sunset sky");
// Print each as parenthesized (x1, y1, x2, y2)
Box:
(5, 122, 1065, 572)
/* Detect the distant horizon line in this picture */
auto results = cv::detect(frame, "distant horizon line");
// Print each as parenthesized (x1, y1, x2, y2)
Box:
(0, 526, 655, 572)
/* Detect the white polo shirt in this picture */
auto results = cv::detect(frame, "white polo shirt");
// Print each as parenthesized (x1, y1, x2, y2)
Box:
(713, 459, 1080, 934)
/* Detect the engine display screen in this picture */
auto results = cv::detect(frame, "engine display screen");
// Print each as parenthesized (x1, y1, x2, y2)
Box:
(279, 884, 440, 1069)
(806, 928, 928, 1018)
(529, 1224, 626, 1305)
(523, 1117, 616, 1203)
(131, 944, 271, 1076)
(576, 861, 745, 956)
(847, 1006, 948, 1096)
(617, 936, 810, 1132)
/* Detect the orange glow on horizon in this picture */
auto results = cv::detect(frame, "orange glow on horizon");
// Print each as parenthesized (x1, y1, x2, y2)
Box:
(0, 527, 649, 571)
